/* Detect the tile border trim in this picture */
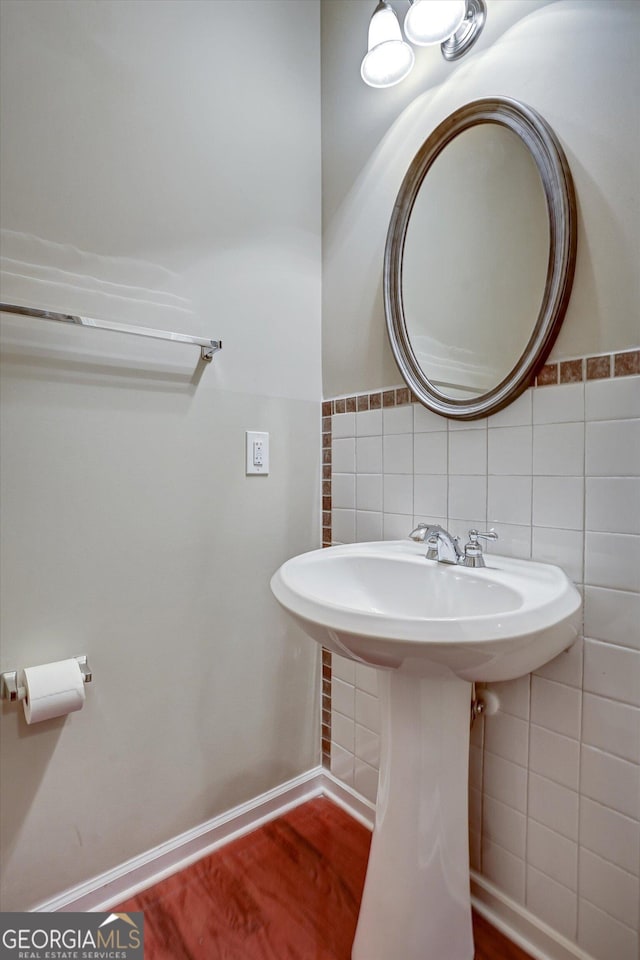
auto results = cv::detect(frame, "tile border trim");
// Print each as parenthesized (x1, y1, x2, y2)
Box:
(538, 349, 639, 386)
(323, 350, 639, 413)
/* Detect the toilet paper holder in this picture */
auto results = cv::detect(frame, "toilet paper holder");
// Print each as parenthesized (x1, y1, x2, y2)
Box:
(0, 655, 92, 702)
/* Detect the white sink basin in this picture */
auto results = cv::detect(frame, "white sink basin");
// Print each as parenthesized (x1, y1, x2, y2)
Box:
(271, 539, 582, 960)
(271, 539, 581, 681)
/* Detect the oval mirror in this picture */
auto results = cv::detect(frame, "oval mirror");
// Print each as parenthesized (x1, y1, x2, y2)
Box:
(384, 98, 577, 419)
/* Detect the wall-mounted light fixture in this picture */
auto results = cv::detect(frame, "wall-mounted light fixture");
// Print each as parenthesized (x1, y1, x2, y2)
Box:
(404, 0, 466, 46)
(361, 0, 486, 87)
(361, 1, 415, 88)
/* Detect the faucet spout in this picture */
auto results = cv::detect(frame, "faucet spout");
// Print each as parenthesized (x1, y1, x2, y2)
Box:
(409, 524, 462, 564)
(409, 523, 432, 543)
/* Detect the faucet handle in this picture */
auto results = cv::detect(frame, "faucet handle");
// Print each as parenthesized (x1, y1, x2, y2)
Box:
(463, 529, 498, 568)
(468, 528, 498, 544)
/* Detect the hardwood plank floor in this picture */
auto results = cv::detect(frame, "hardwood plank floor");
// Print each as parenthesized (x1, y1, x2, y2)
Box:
(115, 797, 532, 960)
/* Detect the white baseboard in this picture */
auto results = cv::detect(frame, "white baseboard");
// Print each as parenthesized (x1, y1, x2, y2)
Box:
(34, 767, 373, 913)
(471, 872, 595, 960)
(33, 770, 593, 960)
(318, 770, 375, 831)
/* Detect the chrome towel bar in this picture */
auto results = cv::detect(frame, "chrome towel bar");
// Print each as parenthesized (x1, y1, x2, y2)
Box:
(0, 301, 222, 362)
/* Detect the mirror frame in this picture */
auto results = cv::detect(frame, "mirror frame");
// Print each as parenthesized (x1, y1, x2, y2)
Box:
(384, 97, 577, 420)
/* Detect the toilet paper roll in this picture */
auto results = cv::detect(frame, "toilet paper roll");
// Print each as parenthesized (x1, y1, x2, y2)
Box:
(22, 658, 86, 724)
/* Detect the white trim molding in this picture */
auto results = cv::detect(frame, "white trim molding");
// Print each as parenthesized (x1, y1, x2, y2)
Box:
(471, 873, 595, 960)
(34, 767, 374, 914)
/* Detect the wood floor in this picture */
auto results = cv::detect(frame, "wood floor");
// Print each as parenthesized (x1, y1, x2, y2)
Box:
(116, 797, 532, 960)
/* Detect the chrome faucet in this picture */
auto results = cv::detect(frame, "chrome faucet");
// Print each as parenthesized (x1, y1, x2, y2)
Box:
(409, 524, 498, 567)
(409, 523, 462, 565)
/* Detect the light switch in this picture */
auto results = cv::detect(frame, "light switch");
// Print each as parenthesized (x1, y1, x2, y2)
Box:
(246, 431, 269, 475)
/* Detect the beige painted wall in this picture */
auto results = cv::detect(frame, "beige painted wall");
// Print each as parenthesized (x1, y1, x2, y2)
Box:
(0, 0, 321, 909)
(322, 0, 640, 399)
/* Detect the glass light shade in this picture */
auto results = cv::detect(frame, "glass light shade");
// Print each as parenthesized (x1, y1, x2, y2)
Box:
(404, 0, 467, 46)
(361, 1, 415, 88)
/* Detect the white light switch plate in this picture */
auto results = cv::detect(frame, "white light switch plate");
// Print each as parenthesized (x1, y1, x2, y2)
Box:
(246, 431, 269, 475)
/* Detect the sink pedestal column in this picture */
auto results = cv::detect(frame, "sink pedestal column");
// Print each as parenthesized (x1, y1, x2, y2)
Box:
(352, 671, 474, 960)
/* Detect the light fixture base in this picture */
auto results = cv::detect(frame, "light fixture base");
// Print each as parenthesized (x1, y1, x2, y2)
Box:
(441, 0, 486, 61)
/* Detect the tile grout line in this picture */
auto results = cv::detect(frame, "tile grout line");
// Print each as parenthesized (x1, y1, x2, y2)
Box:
(575, 386, 588, 946)
(523, 667, 533, 915)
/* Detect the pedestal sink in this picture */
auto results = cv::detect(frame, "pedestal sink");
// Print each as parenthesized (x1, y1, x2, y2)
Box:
(271, 540, 581, 960)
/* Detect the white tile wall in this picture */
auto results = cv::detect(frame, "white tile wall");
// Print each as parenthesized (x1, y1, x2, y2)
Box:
(579, 848, 639, 929)
(583, 638, 640, 706)
(383, 403, 413, 434)
(584, 586, 640, 651)
(532, 526, 584, 583)
(330, 653, 381, 803)
(533, 381, 584, 423)
(487, 676, 530, 719)
(533, 476, 584, 529)
(383, 434, 413, 473)
(526, 865, 577, 940)
(356, 510, 382, 541)
(414, 431, 447, 473)
(586, 477, 640, 534)
(527, 818, 578, 890)
(484, 711, 529, 766)
(332, 473, 355, 509)
(585, 419, 640, 476)
(355, 434, 382, 473)
(578, 899, 638, 960)
(414, 474, 447, 517)
(488, 475, 533, 525)
(356, 408, 383, 436)
(535, 633, 583, 687)
(449, 475, 487, 521)
(449, 428, 487, 474)
(332, 436, 356, 473)
(528, 771, 579, 841)
(482, 839, 525, 902)
(329, 376, 640, 955)
(533, 422, 585, 476)
(356, 473, 383, 512)
(579, 797, 640, 876)
(580, 745, 640, 821)
(530, 676, 582, 739)
(529, 723, 580, 791)
(483, 749, 528, 813)
(383, 474, 412, 514)
(482, 794, 526, 858)
(488, 425, 533, 475)
(582, 693, 640, 764)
